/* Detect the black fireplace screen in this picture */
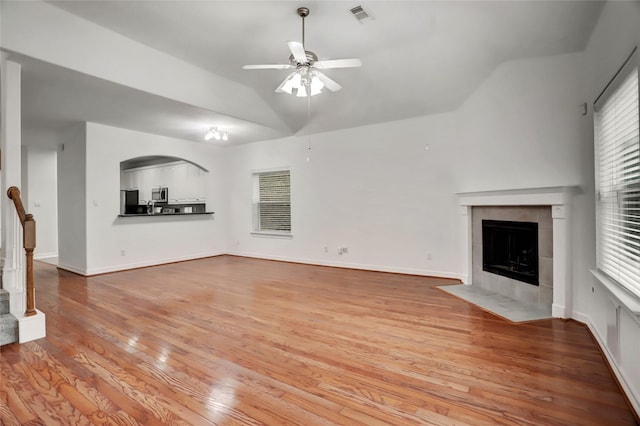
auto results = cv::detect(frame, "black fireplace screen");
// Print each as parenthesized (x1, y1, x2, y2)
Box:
(482, 220, 539, 286)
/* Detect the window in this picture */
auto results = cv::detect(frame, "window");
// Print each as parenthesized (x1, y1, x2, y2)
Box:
(252, 170, 291, 234)
(594, 49, 640, 298)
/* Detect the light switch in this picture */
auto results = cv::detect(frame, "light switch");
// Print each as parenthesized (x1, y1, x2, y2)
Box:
(34, 201, 42, 207)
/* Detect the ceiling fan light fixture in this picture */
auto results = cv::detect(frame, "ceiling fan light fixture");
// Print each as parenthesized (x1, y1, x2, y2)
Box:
(310, 75, 324, 96)
(204, 128, 216, 141)
(242, 6, 362, 97)
(205, 127, 228, 141)
(287, 73, 302, 94)
(296, 84, 308, 97)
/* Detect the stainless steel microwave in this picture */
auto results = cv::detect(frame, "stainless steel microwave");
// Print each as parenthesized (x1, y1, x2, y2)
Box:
(152, 187, 168, 202)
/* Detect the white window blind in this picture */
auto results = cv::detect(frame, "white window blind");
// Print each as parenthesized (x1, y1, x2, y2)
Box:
(252, 170, 291, 233)
(595, 62, 640, 298)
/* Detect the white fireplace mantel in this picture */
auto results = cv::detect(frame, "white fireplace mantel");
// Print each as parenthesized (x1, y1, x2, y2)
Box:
(457, 186, 579, 319)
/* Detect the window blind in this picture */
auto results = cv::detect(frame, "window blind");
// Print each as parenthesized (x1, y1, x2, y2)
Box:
(253, 170, 291, 232)
(595, 65, 640, 298)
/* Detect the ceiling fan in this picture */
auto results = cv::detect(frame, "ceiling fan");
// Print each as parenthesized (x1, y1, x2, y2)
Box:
(242, 6, 362, 97)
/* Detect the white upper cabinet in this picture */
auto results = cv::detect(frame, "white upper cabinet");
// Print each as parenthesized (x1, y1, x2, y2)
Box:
(120, 157, 208, 204)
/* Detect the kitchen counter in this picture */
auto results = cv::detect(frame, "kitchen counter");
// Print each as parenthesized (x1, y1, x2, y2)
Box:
(118, 211, 214, 217)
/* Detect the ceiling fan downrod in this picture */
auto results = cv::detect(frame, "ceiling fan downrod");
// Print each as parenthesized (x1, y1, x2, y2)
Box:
(297, 7, 309, 49)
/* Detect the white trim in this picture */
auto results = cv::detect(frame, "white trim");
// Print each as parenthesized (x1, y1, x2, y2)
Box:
(591, 269, 640, 319)
(250, 231, 293, 239)
(121, 159, 184, 173)
(457, 186, 578, 206)
(34, 251, 58, 260)
(573, 310, 640, 417)
(251, 166, 291, 174)
(226, 250, 462, 280)
(551, 303, 568, 319)
(57, 251, 225, 276)
(5, 286, 25, 318)
(17, 310, 46, 343)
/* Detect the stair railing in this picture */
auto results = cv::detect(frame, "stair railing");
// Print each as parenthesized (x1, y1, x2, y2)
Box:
(7, 186, 36, 317)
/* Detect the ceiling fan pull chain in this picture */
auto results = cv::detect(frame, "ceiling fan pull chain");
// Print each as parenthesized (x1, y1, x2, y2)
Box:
(307, 93, 312, 162)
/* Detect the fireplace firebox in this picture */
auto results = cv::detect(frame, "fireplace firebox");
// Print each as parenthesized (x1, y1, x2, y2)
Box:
(482, 220, 539, 285)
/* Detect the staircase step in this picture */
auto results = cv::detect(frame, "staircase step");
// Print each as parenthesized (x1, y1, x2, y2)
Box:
(0, 313, 18, 346)
(0, 289, 9, 315)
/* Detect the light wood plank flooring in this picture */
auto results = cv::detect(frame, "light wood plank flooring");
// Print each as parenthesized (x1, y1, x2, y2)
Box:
(1, 255, 637, 425)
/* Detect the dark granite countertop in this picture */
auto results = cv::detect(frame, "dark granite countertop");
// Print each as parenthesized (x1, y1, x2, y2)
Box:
(118, 212, 214, 217)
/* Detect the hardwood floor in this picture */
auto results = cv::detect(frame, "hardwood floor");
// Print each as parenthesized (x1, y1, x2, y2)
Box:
(1, 255, 637, 425)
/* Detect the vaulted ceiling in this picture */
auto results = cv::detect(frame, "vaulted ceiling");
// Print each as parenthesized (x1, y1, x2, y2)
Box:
(5, 1, 605, 146)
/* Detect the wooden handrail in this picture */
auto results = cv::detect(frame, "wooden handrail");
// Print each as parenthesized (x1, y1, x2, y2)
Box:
(7, 186, 26, 224)
(7, 186, 37, 317)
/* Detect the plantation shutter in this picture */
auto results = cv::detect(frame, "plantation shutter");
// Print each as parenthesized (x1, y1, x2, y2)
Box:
(255, 170, 291, 232)
(595, 62, 640, 297)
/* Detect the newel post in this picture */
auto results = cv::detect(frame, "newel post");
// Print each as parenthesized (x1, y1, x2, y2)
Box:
(24, 214, 36, 317)
(7, 186, 37, 317)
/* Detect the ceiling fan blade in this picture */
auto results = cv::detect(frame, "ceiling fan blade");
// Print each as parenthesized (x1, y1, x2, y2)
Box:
(287, 41, 308, 64)
(314, 58, 362, 69)
(243, 64, 294, 70)
(314, 71, 342, 92)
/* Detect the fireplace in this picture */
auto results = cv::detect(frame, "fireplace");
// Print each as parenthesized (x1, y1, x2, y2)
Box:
(482, 220, 539, 285)
(457, 186, 577, 318)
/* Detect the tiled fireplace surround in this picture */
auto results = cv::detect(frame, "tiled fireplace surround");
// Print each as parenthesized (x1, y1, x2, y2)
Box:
(472, 206, 553, 305)
(458, 187, 577, 318)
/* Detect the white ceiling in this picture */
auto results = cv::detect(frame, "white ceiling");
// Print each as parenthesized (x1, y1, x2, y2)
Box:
(15, 1, 605, 147)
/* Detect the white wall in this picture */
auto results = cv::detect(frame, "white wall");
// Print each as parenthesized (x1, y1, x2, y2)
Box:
(226, 112, 461, 277)
(454, 53, 589, 191)
(57, 123, 87, 273)
(83, 123, 226, 275)
(23, 147, 58, 259)
(577, 0, 640, 414)
(226, 51, 588, 281)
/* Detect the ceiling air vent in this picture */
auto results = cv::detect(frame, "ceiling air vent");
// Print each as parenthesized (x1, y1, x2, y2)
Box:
(350, 5, 374, 23)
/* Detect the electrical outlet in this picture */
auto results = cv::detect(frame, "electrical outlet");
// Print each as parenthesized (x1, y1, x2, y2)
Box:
(338, 247, 349, 255)
(324, 246, 328, 253)
(121, 249, 126, 256)
(426, 253, 432, 261)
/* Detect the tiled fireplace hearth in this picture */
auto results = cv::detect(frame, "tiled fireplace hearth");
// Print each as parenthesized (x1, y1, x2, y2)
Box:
(458, 187, 577, 319)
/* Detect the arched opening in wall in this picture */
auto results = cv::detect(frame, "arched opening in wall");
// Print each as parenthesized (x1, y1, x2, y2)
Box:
(119, 155, 209, 215)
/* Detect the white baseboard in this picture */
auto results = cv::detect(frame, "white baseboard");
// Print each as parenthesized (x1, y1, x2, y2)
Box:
(56, 262, 88, 276)
(58, 251, 225, 276)
(573, 310, 640, 417)
(226, 250, 462, 281)
(552, 303, 568, 319)
(34, 251, 58, 260)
